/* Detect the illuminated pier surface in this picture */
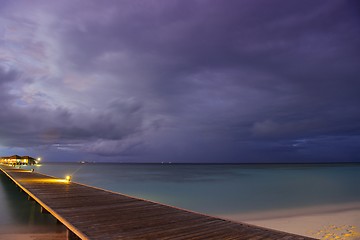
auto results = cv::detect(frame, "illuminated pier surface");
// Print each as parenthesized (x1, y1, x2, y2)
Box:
(0, 165, 315, 240)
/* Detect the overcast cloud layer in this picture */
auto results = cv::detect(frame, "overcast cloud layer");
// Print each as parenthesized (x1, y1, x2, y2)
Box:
(0, 0, 359, 162)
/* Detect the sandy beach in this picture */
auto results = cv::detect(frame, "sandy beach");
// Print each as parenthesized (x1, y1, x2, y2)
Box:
(220, 202, 360, 239)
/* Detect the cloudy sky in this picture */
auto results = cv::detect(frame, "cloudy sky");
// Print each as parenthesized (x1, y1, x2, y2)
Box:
(0, 0, 359, 163)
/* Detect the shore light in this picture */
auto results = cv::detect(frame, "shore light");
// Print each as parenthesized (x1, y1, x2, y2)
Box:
(37, 158, 41, 161)
(65, 175, 72, 182)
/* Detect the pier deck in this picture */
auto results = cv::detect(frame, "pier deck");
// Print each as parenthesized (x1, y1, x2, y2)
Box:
(0, 165, 315, 240)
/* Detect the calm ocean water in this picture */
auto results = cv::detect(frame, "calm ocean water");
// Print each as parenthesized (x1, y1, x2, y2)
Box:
(1, 163, 360, 235)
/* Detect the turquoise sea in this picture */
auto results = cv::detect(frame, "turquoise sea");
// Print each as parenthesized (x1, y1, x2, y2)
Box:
(0, 163, 359, 236)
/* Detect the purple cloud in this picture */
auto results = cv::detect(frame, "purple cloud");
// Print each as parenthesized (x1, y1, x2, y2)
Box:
(0, 0, 359, 162)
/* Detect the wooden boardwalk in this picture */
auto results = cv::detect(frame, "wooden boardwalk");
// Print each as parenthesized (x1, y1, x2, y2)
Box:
(0, 165, 316, 240)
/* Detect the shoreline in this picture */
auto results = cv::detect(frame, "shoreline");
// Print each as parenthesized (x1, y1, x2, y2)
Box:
(219, 202, 360, 239)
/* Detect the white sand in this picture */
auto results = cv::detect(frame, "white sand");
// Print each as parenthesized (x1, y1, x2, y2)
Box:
(220, 202, 360, 239)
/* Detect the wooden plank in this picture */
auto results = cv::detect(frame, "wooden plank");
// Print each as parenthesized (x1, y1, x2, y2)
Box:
(0, 165, 316, 240)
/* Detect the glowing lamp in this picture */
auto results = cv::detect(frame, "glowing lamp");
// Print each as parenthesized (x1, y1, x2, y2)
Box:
(65, 175, 72, 182)
(37, 158, 41, 161)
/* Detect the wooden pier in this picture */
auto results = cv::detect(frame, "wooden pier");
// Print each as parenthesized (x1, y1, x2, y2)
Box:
(0, 165, 316, 240)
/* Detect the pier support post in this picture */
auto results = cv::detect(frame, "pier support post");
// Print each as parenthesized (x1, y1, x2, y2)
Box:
(27, 195, 35, 201)
(40, 206, 50, 214)
(67, 229, 81, 240)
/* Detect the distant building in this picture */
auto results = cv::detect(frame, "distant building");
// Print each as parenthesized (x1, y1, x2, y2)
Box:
(0, 155, 38, 165)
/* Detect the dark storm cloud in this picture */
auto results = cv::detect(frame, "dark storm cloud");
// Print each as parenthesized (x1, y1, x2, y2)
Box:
(0, 0, 359, 162)
(0, 66, 147, 154)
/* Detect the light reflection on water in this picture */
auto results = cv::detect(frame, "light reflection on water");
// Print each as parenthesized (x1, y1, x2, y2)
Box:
(0, 172, 67, 235)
